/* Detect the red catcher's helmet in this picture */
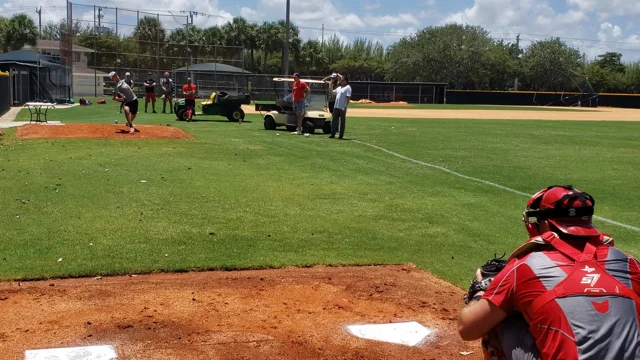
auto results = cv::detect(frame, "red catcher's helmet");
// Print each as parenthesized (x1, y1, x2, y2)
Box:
(523, 185, 599, 238)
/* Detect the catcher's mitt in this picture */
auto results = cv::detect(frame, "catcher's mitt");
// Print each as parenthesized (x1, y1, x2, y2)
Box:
(464, 253, 508, 304)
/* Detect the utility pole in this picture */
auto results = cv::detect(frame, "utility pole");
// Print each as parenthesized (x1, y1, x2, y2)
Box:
(283, 0, 290, 77)
(321, 24, 324, 48)
(36, 7, 42, 37)
(97, 7, 103, 28)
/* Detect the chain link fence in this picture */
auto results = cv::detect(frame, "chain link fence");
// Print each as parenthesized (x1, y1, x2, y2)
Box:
(66, 2, 244, 98)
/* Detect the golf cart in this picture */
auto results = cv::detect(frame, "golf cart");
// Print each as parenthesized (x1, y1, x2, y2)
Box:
(174, 91, 251, 122)
(256, 77, 331, 134)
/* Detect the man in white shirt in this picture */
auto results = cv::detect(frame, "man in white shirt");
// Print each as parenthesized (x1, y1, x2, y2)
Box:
(328, 75, 351, 139)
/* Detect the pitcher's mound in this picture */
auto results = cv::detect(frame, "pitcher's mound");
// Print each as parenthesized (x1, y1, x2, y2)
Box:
(16, 124, 194, 140)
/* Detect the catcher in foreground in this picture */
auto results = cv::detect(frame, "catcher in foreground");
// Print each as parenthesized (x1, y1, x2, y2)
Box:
(458, 185, 640, 360)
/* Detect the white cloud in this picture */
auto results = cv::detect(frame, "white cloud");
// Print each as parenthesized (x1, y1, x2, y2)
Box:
(567, 0, 640, 17)
(364, 13, 420, 27)
(360, 0, 380, 10)
(598, 22, 623, 42)
(384, 27, 418, 42)
(239, 7, 261, 23)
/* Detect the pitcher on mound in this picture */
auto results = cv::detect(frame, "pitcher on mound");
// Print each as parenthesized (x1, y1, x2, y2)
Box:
(110, 71, 139, 134)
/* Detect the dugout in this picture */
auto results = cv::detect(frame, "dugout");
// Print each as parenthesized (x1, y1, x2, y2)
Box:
(173, 63, 251, 97)
(0, 71, 9, 117)
(0, 50, 72, 106)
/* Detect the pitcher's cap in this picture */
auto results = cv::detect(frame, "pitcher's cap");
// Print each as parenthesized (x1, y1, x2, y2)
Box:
(108, 71, 117, 78)
(331, 73, 337, 78)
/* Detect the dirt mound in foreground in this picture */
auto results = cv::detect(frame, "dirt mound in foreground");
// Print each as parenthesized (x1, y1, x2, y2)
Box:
(0, 265, 480, 359)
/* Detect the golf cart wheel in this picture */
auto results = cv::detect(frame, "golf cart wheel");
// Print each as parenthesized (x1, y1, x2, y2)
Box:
(303, 121, 315, 134)
(177, 109, 186, 121)
(323, 121, 332, 134)
(286, 125, 297, 132)
(264, 116, 277, 130)
(227, 108, 245, 122)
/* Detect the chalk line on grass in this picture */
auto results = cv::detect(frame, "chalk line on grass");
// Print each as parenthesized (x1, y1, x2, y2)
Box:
(354, 140, 640, 233)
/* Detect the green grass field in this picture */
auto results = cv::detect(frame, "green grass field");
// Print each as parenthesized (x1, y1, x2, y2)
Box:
(2, 101, 639, 287)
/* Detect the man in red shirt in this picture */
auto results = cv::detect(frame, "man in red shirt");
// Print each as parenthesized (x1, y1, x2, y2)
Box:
(458, 185, 640, 360)
(291, 73, 310, 135)
(182, 78, 197, 121)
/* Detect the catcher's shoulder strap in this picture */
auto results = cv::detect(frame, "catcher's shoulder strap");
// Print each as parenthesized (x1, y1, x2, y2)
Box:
(523, 232, 640, 323)
(509, 232, 614, 261)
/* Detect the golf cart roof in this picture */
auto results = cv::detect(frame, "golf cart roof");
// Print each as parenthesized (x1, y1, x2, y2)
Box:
(272, 77, 326, 84)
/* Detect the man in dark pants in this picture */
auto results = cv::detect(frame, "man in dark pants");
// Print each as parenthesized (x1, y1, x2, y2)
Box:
(329, 75, 352, 139)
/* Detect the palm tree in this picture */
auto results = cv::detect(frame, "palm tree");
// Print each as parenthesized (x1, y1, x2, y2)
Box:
(133, 16, 166, 59)
(202, 25, 225, 61)
(295, 40, 327, 75)
(257, 22, 280, 74)
(2, 14, 38, 52)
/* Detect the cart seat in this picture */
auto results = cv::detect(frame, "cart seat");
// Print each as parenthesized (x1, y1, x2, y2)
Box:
(276, 99, 294, 111)
(201, 92, 216, 105)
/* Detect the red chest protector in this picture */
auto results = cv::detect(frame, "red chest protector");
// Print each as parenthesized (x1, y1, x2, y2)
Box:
(520, 231, 640, 324)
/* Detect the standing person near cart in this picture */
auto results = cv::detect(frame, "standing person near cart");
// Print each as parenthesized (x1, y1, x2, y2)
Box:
(182, 78, 197, 121)
(291, 73, 310, 135)
(328, 75, 351, 139)
(144, 72, 158, 113)
(322, 72, 340, 113)
(160, 72, 174, 114)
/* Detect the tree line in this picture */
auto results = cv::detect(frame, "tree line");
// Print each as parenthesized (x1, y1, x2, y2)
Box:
(2, 12, 640, 93)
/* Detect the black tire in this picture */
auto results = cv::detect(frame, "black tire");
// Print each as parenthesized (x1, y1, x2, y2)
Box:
(303, 120, 315, 134)
(264, 116, 277, 130)
(177, 109, 186, 121)
(227, 108, 245, 122)
(286, 125, 297, 132)
(323, 120, 332, 134)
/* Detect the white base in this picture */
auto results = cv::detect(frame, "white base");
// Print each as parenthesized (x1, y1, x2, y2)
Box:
(347, 321, 433, 346)
(25, 345, 117, 360)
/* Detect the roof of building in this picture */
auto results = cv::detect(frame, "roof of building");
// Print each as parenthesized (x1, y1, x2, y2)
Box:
(174, 62, 250, 74)
(23, 40, 95, 53)
(0, 50, 55, 63)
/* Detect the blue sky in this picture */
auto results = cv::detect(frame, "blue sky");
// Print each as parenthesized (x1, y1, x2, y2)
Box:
(2, 0, 640, 61)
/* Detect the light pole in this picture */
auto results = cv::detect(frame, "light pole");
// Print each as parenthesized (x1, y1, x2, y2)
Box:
(283, 0, 290, 77)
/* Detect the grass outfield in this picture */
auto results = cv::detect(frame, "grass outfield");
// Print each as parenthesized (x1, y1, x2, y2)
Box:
(2, 102, 639, 286)
(347, 103, 597, 111)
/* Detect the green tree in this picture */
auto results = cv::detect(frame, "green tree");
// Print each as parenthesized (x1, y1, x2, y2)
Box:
(133, 16, 166, 68)
(385, 24, 498, 88)
(2, 14, 38, 52)
(623, 62, 640, 93)
(519, 38, 585, 91)
(585, 62, 624, 93)
(594, 52, 625, 74)
(294, 39, 327, 75)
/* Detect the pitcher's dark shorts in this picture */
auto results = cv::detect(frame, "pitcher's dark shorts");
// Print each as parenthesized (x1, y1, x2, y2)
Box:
(184, 99, 196, 109)
(124, 99, 139, 115)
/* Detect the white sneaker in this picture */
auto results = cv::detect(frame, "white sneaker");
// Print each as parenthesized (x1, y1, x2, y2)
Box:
(296, 129, 303, 135)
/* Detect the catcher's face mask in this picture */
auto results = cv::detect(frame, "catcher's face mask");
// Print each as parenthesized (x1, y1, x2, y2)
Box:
(523, 185, 599, 238)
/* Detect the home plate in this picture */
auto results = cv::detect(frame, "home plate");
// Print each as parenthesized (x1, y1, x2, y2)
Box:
(346, 321, 433, 346)
(25, 345, 117, 360)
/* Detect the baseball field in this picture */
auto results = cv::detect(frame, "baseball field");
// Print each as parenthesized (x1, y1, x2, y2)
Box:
(1, 102, 639, 359)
